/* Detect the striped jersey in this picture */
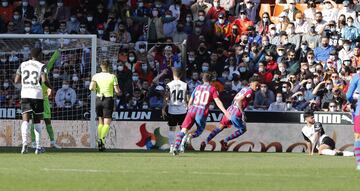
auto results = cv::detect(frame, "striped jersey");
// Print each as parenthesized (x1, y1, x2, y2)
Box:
(188, 83, 218, 115)
(232, 86, 253, 110)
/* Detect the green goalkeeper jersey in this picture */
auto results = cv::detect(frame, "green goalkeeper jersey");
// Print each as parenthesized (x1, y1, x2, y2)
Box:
(41, 50, 60, 98)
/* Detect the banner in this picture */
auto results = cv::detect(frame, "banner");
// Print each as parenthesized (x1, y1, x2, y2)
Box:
(0, 107, 354, 125)
(0, 120, 354, 152)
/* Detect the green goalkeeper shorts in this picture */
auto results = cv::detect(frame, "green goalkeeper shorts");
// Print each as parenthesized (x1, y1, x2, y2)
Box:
(43, 98, 51, 119)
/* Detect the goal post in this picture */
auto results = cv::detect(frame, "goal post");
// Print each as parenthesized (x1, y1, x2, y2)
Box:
(0, 34, 99, 148)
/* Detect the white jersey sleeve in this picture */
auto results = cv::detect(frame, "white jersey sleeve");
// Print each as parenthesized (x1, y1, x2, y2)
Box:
(167, 80, 188, 115)
(301, 125, 328, 149)
(18, 59, 46, 99)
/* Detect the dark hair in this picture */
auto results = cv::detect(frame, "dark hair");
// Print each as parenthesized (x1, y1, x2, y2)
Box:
(303, 109, 314, 119)
(172, 67, 182, 78)
(202, 72, 211, 82)
(31, 48, 42, 59)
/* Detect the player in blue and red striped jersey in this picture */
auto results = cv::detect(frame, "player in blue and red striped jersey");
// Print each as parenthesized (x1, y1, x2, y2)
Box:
(200, 78, 259, 151)
(173, 72, 230, 155)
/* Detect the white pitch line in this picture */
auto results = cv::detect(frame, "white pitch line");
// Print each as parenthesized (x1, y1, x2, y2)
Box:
(41, 168, 349, 179)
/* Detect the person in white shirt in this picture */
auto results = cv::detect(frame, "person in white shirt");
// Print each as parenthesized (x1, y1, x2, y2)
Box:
(302, 110, 353, 156)
(338, 0, 356, 21)
(321, 0, 339, 23)
(163, 68, 189, 153)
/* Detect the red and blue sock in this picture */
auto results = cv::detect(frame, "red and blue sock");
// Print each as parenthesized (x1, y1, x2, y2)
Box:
(355, 141, 360, 166)
(175, 132, 185, 150)
(206, 127, 223, 144)
(224, 130, 243, 143)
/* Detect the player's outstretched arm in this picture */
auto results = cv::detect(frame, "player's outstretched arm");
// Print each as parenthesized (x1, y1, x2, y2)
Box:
(214, 98, 230, 119)
(346, 75, 358, 102)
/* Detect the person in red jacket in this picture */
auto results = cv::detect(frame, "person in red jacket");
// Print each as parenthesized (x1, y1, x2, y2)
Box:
(231, 9, 254, 35)
(257, 61, 273, 84)
(135, 61, 154, 84)
(206, 0, 225, 22)
(264, 50, 278, 73)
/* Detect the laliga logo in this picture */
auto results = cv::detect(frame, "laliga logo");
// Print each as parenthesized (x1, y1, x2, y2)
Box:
(136, 123, 168, 150)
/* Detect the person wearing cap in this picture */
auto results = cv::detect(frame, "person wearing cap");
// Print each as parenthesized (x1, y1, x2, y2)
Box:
(206, 0, 225, 22)
(304, 0, 316, 21)
(232, 8, 254, 35)
(294, 12, 309, 34)
(275, 12, 290, 33)
(321, 0, 339, 23)
(302, 23, 321, 49)
(214, 12, 230, 38)
(190, 0, 212, 21)
(302, 110, 353, 156)
(235, 0, 259, 23)
(149, 85, 165, 110)
(256, 12, 273, 35)
(283, 0, 300, 22)
(342, 16, 360, 41)
(338, 0, 356, 21)
(89, 60, 120, 151)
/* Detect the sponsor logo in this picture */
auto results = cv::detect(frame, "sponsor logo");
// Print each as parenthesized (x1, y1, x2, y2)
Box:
(113, 111, 152, 120)
(300, 113, 353, 124)
(0, 108, 21, 119)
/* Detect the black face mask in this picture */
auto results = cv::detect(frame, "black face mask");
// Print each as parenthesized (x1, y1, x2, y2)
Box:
(243, 39, 248, 44)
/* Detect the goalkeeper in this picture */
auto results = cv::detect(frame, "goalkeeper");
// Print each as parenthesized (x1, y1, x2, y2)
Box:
(30, 50, 61, 149)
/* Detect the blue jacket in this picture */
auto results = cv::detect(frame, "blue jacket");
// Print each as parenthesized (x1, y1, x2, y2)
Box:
(314, 45, 335, 62)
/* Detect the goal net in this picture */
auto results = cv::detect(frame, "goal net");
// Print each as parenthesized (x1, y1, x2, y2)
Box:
(0, 34, 120, 148)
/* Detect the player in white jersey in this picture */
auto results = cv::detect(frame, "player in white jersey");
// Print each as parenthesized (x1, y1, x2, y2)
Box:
(162, 68, 189, 153)
(14, 48, 53, 154)
(302, 110, 353, 156)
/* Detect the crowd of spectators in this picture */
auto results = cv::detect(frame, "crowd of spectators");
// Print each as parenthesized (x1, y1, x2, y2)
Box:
(1, 0, 360, 113)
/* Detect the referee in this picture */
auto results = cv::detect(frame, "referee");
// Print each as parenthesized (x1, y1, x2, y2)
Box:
(89, 60, 120, 151)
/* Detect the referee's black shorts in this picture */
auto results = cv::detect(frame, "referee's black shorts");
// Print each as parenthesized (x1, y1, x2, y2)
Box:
(96, 97, 114, 118)
(21, 98, 44, 115)
(168, 113, 186, 126)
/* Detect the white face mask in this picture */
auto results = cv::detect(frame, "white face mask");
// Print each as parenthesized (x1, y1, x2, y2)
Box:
(278, 51, 284, 56)
(186, 17, 192, 22)
(24, 27, 30, 32)
(326, 85, 332, 90)
(218, 18, 224, 24)
(198, 16, 205, 21)
(139, 48, 146, 53)
(110, 37, 116, 42)
(344, 45, 351, 51)
(39, 1, 45, 5)
(270, 30, 276, 35)
(141, 64, 148, 71)
(276, 97, 283, 103)
(13, 15, 20, 20)
(80, 27, 86, 33)
(22, 2, 28, 6)
(279, 67, 285, 73)
(132, 76, 139, 81)
(142, 104, 148, 109)
(306, 83, 312, 90)
(298, 96, 304, 101)
(87, 17, 93, 22)
(243, 57, 250, 62)
(286, 103, 292, 109)
(98, 30, 104, 35)
(202, 66, 209, 72)
(70, 17, 76, 22)
(2, 2, 8, 7)
(72, 76, 79, 82)
(329, 106, 336, 112)
(31, 20, 36, 25)
(3, 82, 9, 88)
(258, 67, 264, 72)
(117, 65, 124, 71)
(53, 73, 60, 78)
(62, 84, 69, 89)
(129, 56, 135, 62)
(263, 18, 269, 22)
(84, 81, 90, 87)
(57, 3, 63, 7)
(282, 87, 287, 93)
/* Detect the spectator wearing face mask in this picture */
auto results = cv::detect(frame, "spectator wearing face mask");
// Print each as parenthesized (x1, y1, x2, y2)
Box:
(149, 85, 165, 109)
(339, 40, 353, 62)
(55, 81, 77, 108)
(286, 23, 301, 51)
(283, 0, 300, 22)
(291, 91, 308, 111)
(66, 14, 80, 33)
(116, 62, 132, 101)
(302, 24, 321, 50)
(29, 16, 43, 34)
(232, 9, 254, 35)
(275, 12, 290, 33)
(235, 0, 260, 23)
(214, 12, 230, 39)
(53, 0, 71, 23)
(299, 78, 316, 102)
(312, 80, 336, 108)
(322, 0, 339, 23)
(285, 99, 297, 111)
(225, 24, 242, 46)
(0, 0, 15, 24)
(268, 24, 280, 45)
(268, 92, 286, 111)
(342, 17, 360, 41)
(256, 12, 273, 36)
(314, 36, 335, 62)
(206, 0, 225, 22)
(338, 0, 356, 21)
(14, 0, 34, 21)
(257, 61, 273, 85)
(135, 61, 154, 84)
(294, 13, 309, 35)
(190, 0, 212, 21)
(163, 10, 177, 37)
(254, 83, 275, 110)
(11, 10, 24, 33)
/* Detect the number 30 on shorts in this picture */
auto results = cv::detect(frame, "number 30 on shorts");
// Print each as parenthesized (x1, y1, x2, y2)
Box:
(193, 91, 210, 105)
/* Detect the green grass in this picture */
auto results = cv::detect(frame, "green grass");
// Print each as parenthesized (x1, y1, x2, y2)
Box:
(0, 151, 359, 191)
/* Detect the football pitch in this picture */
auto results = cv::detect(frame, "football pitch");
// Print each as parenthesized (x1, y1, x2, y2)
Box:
(0, 151, 359, 191)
